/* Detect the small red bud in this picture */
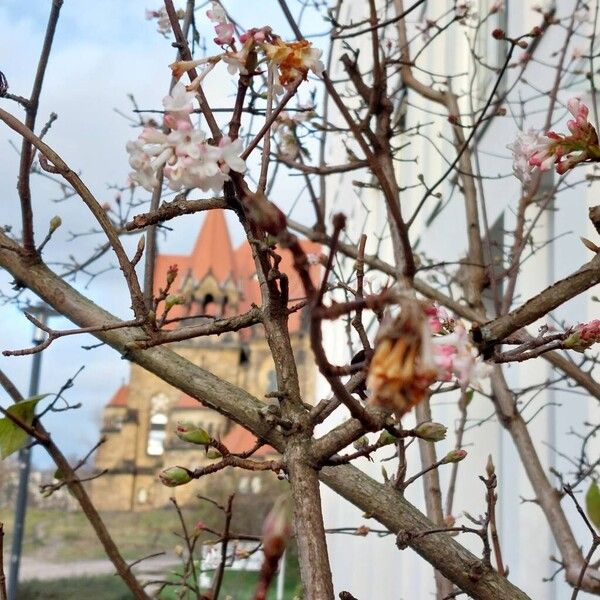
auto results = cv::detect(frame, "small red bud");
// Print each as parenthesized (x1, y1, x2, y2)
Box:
(492, 28, 505, 40)
(166, 264, 178, 285)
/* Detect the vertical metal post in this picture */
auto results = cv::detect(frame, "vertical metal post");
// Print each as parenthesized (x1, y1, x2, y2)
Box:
(7, 307, 48, 600)
(276, 550, 286, 600)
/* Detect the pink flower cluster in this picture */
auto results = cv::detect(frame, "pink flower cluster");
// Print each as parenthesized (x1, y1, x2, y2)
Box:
(126, 83, 246, 192)
(426, 305, 490, 388)
(206, 2, 235, 46)
(509, 98, 599, 185)
(565, 319, 600, 352)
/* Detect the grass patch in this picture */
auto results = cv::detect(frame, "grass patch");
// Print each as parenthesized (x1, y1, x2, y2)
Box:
(159, 559, 302, 599)
(1, 506, 213, 561)
(16, 560, 301, 600)
(18, 575, 131, 599)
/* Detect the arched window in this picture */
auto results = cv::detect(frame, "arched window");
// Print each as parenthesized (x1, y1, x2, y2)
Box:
(147, 412, 167, 456)
(147, 393, 169, 456)
(239, 346, 250, 366)
(238, 476, 250, 494)
(202, 293, 214, 313)
(251, 476, 262, 494)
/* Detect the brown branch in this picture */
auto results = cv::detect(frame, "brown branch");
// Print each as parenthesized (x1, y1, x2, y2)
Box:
(0, 523, 6, 600)
(133, 306, 262, 349)
(333, 0, 427, 39)
(169, 496, 200, 595)
(414, 396, 454, 598)
(276, 156, 368, 175)
(287, 219, 600, 400)
(3, 314, 144, 356)
(192, 455, 282, 479)
(322, 70, 415, 281)
(241, 77, 304, 160)
(0, 108, 148, 322)
(480, 252, 600, 347)
(490, 367, 600, 594)
(17, 0, 63, 259)
(320, 463, 531, 600)
(0, 369, 150, 599)
(563, 485, 600, 600)
(163, 0, 221, 140)
(287, 441, 335, 599)
(212, 494, 234, 600)
(445, 391, 469, 518)
(0, 228, 532, 599)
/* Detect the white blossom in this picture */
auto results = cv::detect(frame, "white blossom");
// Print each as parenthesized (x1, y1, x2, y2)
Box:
(162, 83, 196, 116)
(507, 129, 548, 186)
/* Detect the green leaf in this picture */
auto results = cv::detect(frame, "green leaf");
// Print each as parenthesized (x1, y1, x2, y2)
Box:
(464, 389, 474, 406)
(586, 481, 600, 529)
(0, 395, 47, 459)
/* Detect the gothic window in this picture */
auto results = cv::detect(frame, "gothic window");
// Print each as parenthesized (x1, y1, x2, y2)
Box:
(238, 476, 250, 494)
(251, 476, 262, 494)
(202, 293, 214, 313)
(239, 346, 250, 366)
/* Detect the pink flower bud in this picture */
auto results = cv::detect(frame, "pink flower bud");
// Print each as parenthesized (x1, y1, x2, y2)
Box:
(214, 22, 235, 46)
(262, 495, 292, 561)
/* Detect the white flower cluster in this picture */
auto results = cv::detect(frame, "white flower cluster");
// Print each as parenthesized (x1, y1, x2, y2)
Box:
(145, 8, 172, 36)
(506, 128, 547, 186)
(126, 83, 246, 192)
(273, 104, 315, 159)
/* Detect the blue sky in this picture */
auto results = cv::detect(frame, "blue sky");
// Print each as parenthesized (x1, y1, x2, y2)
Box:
(0, 1, 323, 467)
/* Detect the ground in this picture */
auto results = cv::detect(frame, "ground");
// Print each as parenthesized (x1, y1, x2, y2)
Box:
(2, 507, 300, 598)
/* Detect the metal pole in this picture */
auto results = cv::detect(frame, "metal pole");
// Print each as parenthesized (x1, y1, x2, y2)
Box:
(7, 307, 48, 600)
(276, 549, 286, 600)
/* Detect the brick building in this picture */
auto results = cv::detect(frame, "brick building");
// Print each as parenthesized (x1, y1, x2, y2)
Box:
(91, 210, 318, 510)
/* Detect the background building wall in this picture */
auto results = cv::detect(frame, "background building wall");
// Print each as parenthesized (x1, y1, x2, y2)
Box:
(320, 1, 598, 598)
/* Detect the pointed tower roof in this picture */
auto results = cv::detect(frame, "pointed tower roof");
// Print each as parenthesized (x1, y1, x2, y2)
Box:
(190, 210, 237, 283)
(107, 385, 128, 408)
(221, 424, 273, 456)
